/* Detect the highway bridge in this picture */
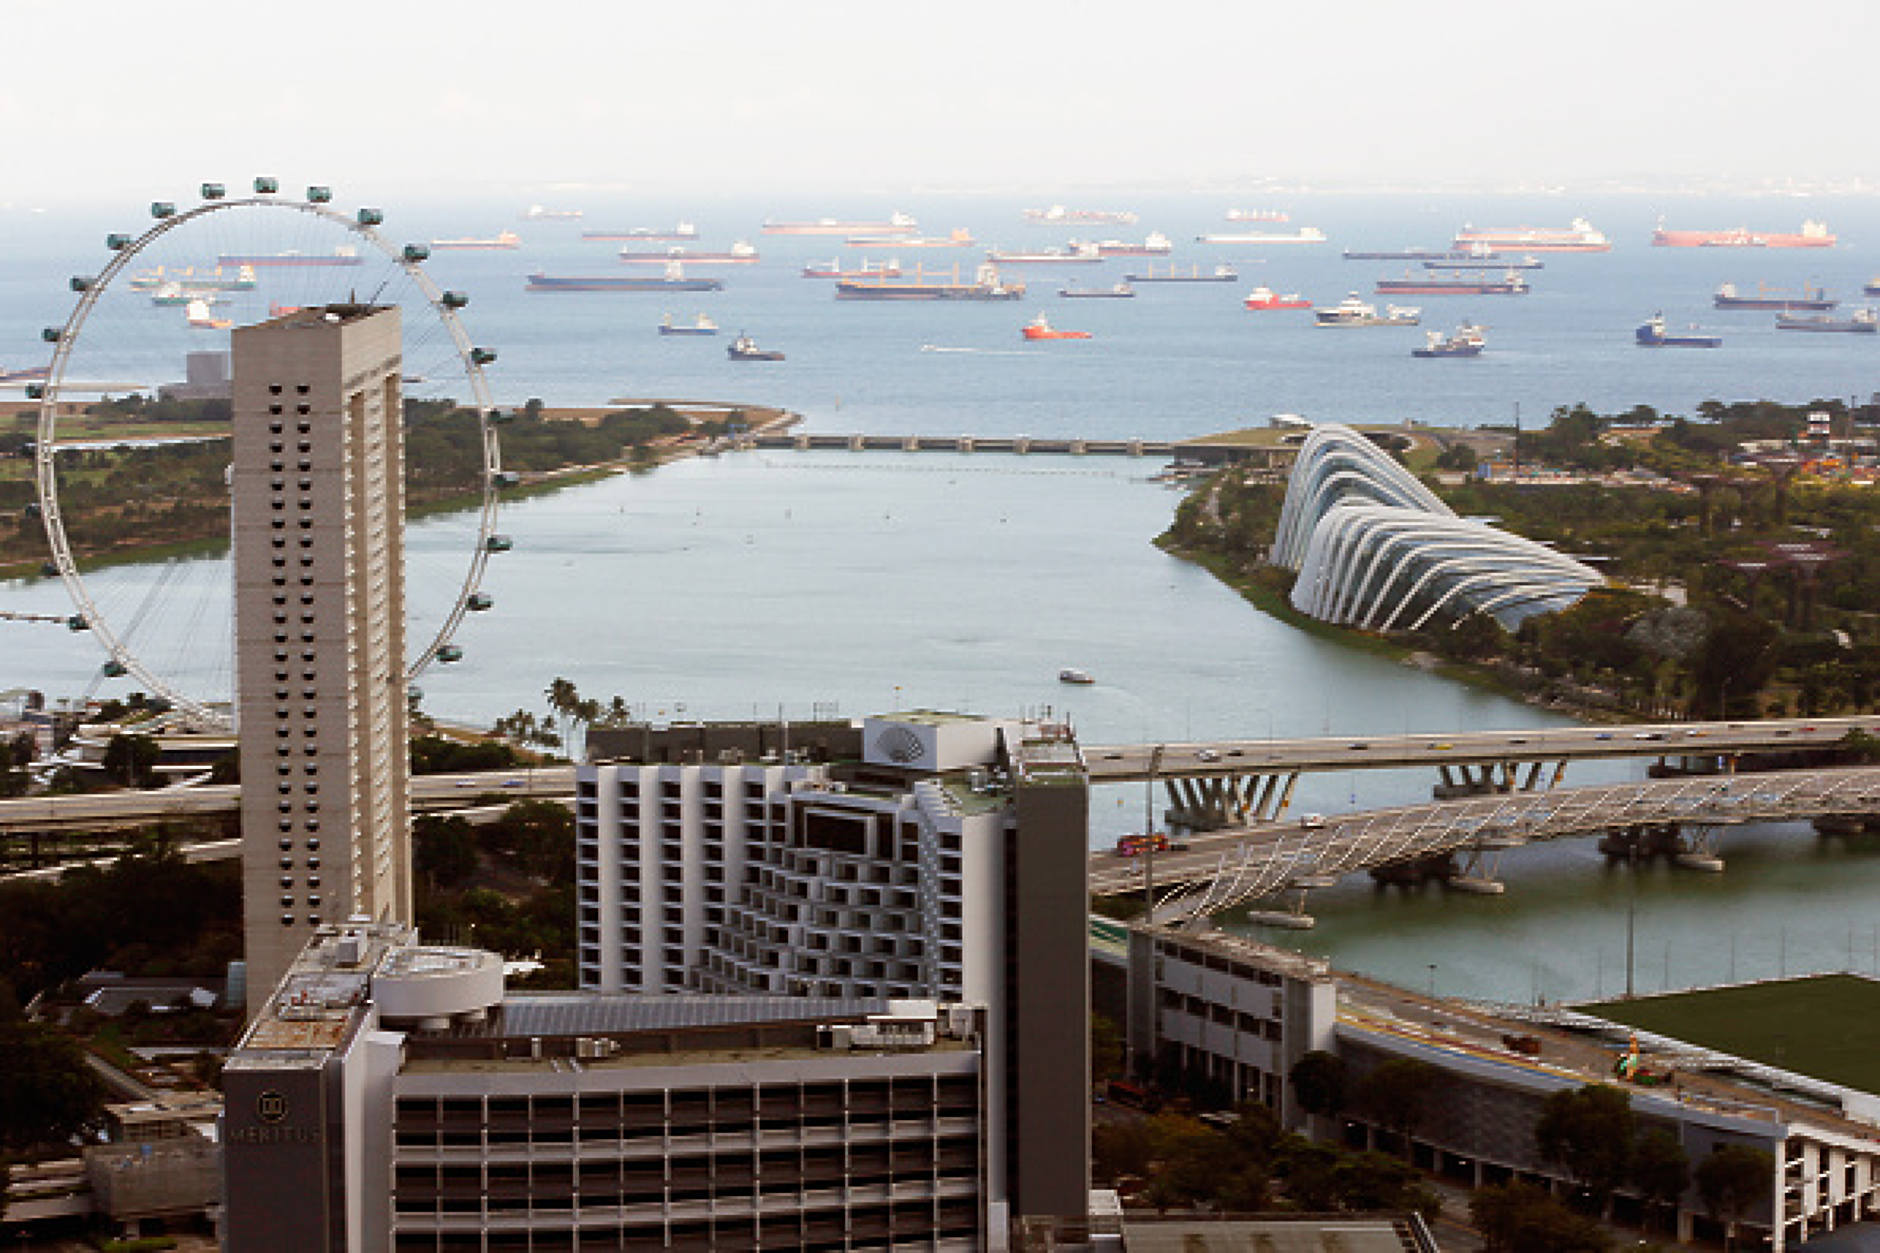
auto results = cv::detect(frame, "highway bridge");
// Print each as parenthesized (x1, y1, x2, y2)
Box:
(742, 432, 1177, 457)
(1091, 764, 1880, 928)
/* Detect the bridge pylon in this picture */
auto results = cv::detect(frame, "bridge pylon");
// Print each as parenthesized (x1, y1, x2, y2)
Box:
(1163, 771, 1299, 832)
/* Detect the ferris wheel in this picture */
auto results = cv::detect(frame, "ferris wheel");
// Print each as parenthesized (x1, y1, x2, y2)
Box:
(31, 179, 510, 727)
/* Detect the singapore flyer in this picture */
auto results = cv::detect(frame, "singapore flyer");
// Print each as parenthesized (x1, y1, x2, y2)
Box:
(30, 179, 508, 727)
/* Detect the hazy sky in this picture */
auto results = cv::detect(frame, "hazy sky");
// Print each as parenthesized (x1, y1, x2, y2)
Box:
(10, 0, 1878, 202)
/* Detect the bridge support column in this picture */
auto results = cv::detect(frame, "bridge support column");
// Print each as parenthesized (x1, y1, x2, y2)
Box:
(1433, 763, 1515, 800)
(1370, 853, 1457, 888)
(1449, 843, 1508, 895)
(1672, 824, 1725, 872)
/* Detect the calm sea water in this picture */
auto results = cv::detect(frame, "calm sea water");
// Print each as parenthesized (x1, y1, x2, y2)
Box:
(4, 190, 1879, 1003)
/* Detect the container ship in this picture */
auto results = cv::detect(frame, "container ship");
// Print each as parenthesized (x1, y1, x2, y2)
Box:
(1652, 219, 1835, 249)
(1776, 309, 1876, 333)
(527, 263, 723, 293)
(1376, 270, 1528, 296)
(1713, 282, 1836, 311)
(1635, 313, 1721, 347)
(762, 212, 917, 236)
(833, 263, 1023, 301)
(801, 258, 903, 280)
(1450, 217, 1610, 253)
(217, 247, 361, 267)
(1125, 263, 1237, 283)
(1022, 205, 1138, 225)
(430, 230, 521, 250)
(1198, 227, 1326, 245)
(582, 223, 699, 241)
(619, 240, 758, 264)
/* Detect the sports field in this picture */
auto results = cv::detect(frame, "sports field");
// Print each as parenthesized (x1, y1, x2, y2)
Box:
(1595, 974, 1880, 1096)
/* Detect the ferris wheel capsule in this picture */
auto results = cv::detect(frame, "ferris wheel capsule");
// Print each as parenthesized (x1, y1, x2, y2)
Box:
(25, 383, 44, 399)
(150, 202, 176, 219)
(440, 291, 469, 309)
(402, 243, 430, 263)
(253, 176, 280, 195)
(69, 276, 95, 292)
(467, 593, 493, 611)
(486, 535, 514, 552)
(106, 233, 134, 251)
(488, 409, 514, 425)
(357, 208, 384, 227)
(201, 183, 226, 200)
(436, 645, 465, 664)
(67, 615, 91, 632)
(492, 470, 519, 489)
(102, 660, 128, 678)
(307, 185, 333, 204)
(471, 347, 497, 365)
(41, 328, 63, 343)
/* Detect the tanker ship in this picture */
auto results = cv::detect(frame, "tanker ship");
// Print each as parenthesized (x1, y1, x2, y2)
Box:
(1652, 219, 1835, 248)
(1451, 217, 1610, 253)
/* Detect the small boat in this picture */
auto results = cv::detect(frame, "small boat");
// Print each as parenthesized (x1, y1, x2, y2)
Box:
(1021, 316, 1091, 341)
(659, 313, 720, 336)
(1634, 312, 1721, 347)
(1059, 282, 1135, 298)
(1059, 668, 1095, 685)
(184, 297, 230, 330)
(1125, 263, 1237, 283)
(1315, 293, 1420, 326)
(1775, 308, 1878, 334)
(727, 333, 784, 360)
(1412, 322, 1486, 357)
(1243, 286, 1310, 310)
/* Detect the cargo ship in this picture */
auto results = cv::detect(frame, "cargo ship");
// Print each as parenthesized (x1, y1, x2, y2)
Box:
(1243, 286, 1310, 310)
(527, 262, 723, 293)
(1634, 313, 1721, 347)
(1376, 270, 1528, 296)
(658, 313, 719, 336)
(1124, 263, 1237, 283)
(1713, 282, 1836, 311)
(217, 247, 361, 267)
(1412, 323, 1486, 357)
(1867, 279, 1880, 298)
(1776, 309, 1877, 333)
(1198, 227, 1326, 245)
(1226, 208, 1289, 222)
(985, 242, 1102, 264)
(834, 263, 1023, 301)
(1425, 253, 1543, 271)
(1092, 232, 1173, 256)
(1450, 217, 1610, 253)
(619, 240, 758, 264)
(1059, 282, 1135, 298)
(520, 205, 582, 221)
(1652, 219, 1835, 249)
(848, 228, 973, 248)
(762, 212, 917, 235)
(801, 258, 903, 280)
(1344, 247, 1449, 261)
(1023, 205, 1138, 225)
(129, 264, 258, 292)
(1315, 294, 1419, 326)
(430, 231, 521, 250)
(1020, 315, 1091, 340)
(582, 223, 699, 241)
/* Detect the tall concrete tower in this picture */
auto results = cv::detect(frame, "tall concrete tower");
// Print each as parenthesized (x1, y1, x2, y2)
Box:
(233, 305, 412, 1003)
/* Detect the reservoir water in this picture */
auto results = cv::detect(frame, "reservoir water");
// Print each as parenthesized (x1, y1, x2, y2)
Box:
(4, 190, 1879, 1005)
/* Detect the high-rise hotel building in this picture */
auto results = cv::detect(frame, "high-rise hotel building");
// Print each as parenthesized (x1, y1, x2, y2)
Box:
(575, 712, 1094, 1227)
(232, 306, 413, 1003)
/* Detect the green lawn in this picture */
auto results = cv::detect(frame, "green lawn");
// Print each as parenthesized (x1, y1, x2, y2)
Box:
(1597, 974, 1880, 1095)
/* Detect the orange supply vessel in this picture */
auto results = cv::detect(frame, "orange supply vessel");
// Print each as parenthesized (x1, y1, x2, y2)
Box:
(1021, 315, 1091, 340)
(1244, 286, 1311, 310)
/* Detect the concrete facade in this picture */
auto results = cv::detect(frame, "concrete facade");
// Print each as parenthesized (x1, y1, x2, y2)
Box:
(233, 306, 412, 1003)
(575, 711, 1093, 1225)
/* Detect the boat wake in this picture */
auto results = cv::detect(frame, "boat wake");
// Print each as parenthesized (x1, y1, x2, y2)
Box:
(919, 345, 1038, 356)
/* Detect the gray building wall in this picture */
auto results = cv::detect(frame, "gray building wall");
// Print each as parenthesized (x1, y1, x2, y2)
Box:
(233, 306, 412, 1004)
